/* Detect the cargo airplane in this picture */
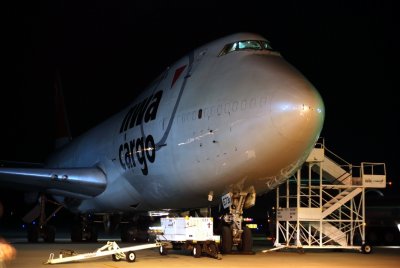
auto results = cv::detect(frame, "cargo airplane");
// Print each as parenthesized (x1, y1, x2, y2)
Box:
(0, 32, 324, 253)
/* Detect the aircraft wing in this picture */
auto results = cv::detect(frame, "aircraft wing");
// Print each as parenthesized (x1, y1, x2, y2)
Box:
(0, 167, 106, 199)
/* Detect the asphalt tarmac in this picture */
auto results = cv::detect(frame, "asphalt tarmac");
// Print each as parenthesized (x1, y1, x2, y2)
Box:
(3, 235, 400, 268)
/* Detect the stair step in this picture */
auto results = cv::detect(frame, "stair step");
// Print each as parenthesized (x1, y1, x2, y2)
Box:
(322, 188, 362, 218)
(310, 222, 347, 246)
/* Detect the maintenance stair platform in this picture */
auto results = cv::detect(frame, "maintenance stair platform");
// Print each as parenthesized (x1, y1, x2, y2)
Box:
(267, 139, 386, 254)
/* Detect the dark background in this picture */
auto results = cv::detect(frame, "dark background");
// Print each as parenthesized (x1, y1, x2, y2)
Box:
(1, 0, 398, 226)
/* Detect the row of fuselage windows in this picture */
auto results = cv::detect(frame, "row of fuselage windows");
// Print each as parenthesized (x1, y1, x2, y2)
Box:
(180, 40, 272, 121)
(219, 40, 274, 56)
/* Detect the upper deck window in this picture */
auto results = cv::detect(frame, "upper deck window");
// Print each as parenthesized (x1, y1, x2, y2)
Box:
(219, 40, 274, 56)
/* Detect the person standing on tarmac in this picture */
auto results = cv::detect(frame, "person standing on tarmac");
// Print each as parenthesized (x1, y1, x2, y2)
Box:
(0, 201, 17, 268)
(0, 238, 16, 268)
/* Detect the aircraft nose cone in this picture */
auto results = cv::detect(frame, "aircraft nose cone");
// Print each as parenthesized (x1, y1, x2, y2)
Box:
(270, 80, 325, 143)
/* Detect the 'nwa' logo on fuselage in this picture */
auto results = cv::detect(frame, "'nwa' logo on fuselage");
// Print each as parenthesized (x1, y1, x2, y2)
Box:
(118, 90, 163, 175)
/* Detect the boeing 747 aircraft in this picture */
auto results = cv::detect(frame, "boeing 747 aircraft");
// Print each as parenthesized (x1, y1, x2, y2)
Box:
(0, 32, 324, 253)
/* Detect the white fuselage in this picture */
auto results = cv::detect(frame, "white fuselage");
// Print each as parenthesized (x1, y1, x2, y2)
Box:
(46, 33, 325, 213)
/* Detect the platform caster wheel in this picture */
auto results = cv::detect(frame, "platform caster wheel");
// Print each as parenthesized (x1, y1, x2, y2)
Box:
(361, 244, 372, 254)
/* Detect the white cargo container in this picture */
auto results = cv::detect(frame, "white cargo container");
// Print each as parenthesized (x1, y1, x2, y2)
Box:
(155, 217, 221, 259)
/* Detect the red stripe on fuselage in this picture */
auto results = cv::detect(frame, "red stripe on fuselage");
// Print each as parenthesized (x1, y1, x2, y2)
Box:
(171, 65, 186, 88)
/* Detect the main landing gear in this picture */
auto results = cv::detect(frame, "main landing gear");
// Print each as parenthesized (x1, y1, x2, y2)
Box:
(71, 214, 98, 242)
(25, 194, 63, 242)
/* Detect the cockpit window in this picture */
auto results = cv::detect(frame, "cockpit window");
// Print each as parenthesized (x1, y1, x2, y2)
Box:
(219, 40, 274, 56)
(260, 40, 273, 50)
(238, 40, 262, 50)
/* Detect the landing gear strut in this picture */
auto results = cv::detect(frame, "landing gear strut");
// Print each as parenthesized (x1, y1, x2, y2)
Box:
(25, 194, 63, 242)
(120, 215, 151, 242)
(220, 190, 255, 253)
(71, 214, 98, 242)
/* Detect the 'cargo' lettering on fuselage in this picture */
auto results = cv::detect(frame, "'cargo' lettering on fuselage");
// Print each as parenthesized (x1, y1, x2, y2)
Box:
(118, 135, 155, 176)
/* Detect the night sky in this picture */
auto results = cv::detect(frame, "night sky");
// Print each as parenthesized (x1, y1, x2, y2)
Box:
(1, 0, 398, 212)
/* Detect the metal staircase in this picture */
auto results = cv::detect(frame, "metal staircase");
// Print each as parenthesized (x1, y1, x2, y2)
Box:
(312, 156, 352, 185)
(321, 188, 362, 218)
(309, 222, 347, 246)
(271, 138, 386, 253)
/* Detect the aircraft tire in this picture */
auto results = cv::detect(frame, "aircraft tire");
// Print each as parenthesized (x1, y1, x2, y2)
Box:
(87, 227, 98, 242)
(221, 225, 232, 254)
(238, 226, 253, 252)
(43, 225, 56, 242)
(71, 224, 83, 242)
(121, 226, 138, 242)
(27, 224, 39, 243)
(208, 243, 220, 259)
